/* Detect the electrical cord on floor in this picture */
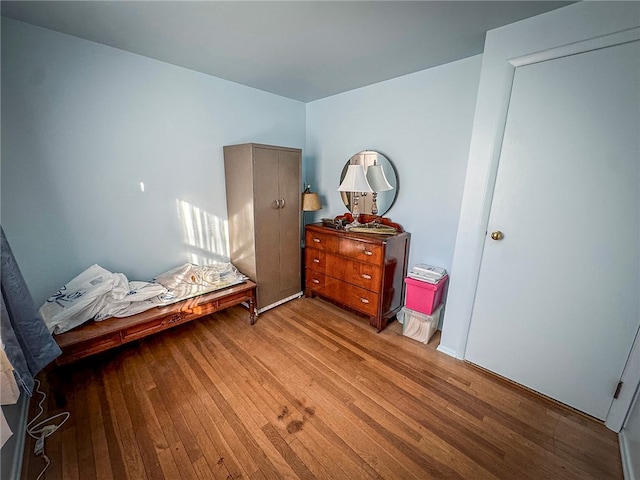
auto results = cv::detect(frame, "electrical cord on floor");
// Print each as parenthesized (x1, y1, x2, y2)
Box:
(25, 379, 70, 480)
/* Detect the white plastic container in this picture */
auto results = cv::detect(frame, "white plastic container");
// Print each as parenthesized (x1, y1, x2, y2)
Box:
(402, 305, 442, 344)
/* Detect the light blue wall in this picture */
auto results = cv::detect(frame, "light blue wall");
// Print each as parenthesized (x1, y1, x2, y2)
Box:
(1, 16, 481, 315)
(1, 17, 306, 305)
(305, 55, 482, 290)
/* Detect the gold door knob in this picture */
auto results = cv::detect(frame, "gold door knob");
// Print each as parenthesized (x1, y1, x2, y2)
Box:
(490, 231, 504, 241)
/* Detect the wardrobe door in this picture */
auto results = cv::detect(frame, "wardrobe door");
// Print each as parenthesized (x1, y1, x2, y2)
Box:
(277, 149, 302, 297)
(253, 147, 282, 308)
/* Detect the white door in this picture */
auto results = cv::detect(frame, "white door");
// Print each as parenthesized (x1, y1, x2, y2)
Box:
(465, 39, 640, 420)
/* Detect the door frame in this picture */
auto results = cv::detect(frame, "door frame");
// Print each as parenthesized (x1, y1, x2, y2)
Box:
(441, 2, 640, 430)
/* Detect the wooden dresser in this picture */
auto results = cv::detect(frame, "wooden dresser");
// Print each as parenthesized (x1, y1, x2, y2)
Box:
(304, 224, 410, 331)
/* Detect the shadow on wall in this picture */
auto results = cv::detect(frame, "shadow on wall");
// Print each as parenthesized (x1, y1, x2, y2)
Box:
(176, 199, 229, 265)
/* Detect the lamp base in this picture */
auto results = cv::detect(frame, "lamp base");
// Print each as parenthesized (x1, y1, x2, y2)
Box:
(344, 214, 365, 230)
(334, 213, 405, 233)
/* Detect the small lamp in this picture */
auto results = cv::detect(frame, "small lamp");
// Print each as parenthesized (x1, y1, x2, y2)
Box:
(301, 184, 322, 248)
(301, 185, 322, 212)
(366, 164, 393, 215)
(338, 164, 373, 226)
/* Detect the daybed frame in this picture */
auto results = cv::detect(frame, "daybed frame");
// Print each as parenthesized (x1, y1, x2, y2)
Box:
(53, 280, 257, 366)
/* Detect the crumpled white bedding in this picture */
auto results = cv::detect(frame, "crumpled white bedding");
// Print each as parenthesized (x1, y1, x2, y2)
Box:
(154, 262, 248, 304)
(40, 263, 248, 334)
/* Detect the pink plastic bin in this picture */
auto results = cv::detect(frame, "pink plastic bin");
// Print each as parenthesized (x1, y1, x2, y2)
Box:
(404, 275, 448, 315)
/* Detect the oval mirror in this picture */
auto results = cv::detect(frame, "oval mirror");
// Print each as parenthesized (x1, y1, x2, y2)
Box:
(339, 150, 398, 217)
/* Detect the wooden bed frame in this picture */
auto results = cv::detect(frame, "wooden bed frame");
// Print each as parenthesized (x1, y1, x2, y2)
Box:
(52, 280, 257, 366)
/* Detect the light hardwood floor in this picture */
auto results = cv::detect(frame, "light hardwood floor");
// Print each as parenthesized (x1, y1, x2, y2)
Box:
(22, 297, 623, 479)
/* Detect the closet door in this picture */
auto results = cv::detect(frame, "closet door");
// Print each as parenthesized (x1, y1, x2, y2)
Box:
(465, 34, 639, 420)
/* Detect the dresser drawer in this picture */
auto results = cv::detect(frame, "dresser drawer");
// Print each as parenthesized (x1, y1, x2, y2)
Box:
(305, 269, 326, 290)
(325, 254, 382, 292)
(305, 248, 327, 273)
(306, 230, 339, 253)
(306, 270, 379, 317)
(305, 270, 342, 299)
(342, 285, 379, 317)
(339, 238, 384, 264)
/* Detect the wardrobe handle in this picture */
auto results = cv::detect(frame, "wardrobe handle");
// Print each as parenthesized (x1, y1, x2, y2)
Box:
(280, 198, 286, 209)
(273, 199, 280, 209)
(361, 274, 372, 280)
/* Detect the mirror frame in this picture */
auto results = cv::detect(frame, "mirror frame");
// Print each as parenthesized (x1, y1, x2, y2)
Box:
(339, 150, 398, 217)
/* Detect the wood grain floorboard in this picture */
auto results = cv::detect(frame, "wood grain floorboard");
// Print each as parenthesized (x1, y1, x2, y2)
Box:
(264, 307, 517, 479)
(248, 323, 452, 479)
(175, 334, 293, 479)
(212, 321, 385, 479)
(21, 297, 624, 479)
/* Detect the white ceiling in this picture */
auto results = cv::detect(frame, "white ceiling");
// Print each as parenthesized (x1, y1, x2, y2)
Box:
(1, 1, 574, 102)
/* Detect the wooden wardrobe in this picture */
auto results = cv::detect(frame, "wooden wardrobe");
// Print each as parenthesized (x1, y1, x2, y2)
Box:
(223, 143, 302, 312)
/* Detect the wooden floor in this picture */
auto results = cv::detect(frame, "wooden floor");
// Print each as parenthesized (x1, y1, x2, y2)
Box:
(22, 297, 623, 480)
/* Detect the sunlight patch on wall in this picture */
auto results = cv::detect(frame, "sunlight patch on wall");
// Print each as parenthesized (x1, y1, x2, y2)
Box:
(177, 199, 229, 265)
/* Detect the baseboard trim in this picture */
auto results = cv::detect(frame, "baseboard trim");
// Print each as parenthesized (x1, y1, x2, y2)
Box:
(436, 344, 457, 358)
(257, 292, 303, 314)
(619, 430, 636, 480)
(0, 391, 30, 480)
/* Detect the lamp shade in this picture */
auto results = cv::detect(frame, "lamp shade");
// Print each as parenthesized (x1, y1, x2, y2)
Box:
(301, 192, 322, 211)
(366, 164, 393, 192)
(338, 165, 373, 192)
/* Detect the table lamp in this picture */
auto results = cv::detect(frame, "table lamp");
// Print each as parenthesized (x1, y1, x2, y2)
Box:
(366, 163, 393, 215)
(338, 164, 373, 226)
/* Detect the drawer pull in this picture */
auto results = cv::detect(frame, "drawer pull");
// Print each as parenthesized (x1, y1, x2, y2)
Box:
(361, 274, 372, 280)
(312, 279, 320, 284)
(363, 250, 373, 256)
(313, 238, 321, 243)
(313, 258, 320, 263)
(360, 298, 370, 304)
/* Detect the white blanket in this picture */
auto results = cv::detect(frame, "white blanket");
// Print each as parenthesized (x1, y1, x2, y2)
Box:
(40, 263, 248, 334)
(40, 265, 167, 334)
(154, 263, 247, 304)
